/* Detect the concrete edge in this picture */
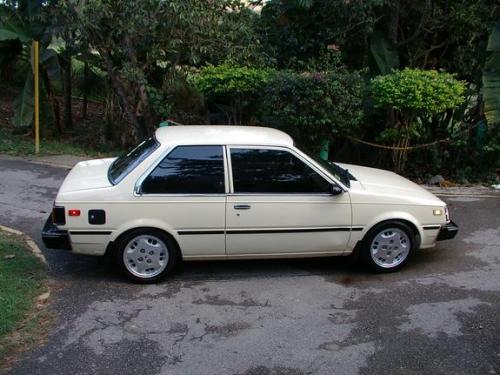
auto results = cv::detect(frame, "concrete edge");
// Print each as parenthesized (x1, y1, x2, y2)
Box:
(0, 154, 80, 169)
(0, 224, 48, 265)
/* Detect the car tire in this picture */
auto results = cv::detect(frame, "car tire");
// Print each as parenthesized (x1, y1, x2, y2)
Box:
(360, 221, 416, 273)
(115, 228, 179, 283)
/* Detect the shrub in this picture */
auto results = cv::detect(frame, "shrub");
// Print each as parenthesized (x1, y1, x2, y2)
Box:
(371, 68, 466, 172)
(258, 69, 364, 155)
(191, 64, 274, 124)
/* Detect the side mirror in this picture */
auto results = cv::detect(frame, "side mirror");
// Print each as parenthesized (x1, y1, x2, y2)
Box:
(330, 184, 344, 196)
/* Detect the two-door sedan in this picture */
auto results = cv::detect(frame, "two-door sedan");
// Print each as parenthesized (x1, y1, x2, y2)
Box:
(42, 126, 458, 282)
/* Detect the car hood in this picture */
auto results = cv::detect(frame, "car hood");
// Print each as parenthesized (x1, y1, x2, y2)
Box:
(58, 158, 115, 193)
(337, 163, 444, 205)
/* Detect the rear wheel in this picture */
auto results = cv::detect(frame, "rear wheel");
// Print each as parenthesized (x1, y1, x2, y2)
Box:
(115, 229, 179, 283)
(361, 221, 415, 272)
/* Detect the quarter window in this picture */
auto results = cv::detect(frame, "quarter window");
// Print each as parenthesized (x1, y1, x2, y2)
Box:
(141, 146, 225, 194)
(230, 148, 331, 193)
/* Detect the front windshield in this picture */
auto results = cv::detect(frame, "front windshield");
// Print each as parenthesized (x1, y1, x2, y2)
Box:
(108, 136, 159, 185)
(297, 147, 355, 187)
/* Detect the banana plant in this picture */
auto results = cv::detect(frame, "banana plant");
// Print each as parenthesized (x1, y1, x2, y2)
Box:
(0, 1, 61, 129)
(483, 21, 500, 126)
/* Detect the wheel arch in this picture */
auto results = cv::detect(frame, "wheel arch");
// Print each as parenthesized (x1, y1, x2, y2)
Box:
(363, 217, 421, 249)
(361, 210, 424, 245)
(105, 224, 182, 259)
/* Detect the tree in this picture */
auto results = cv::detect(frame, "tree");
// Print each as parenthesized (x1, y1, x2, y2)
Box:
(0, 0, 63, 133)
(258, 69, 363, 157)
(192, 64, 273, 125)
(483, 21, 500, 126)
(63, 0, 263, 143)
(371, 68, 466, 172)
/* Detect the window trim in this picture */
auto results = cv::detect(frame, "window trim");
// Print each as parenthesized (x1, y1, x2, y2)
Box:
(109, 136, 160, 185)
(134, 144, 228, 196)
(226, 145, 342, 195)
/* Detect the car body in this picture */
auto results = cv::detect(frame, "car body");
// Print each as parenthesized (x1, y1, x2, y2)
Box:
(42, 125, 458, 282)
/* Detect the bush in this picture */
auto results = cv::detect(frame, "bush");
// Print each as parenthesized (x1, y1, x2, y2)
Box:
(191, 64, 274, 124)
(371, 68, 466, 115)
(258, 69, 364, 154)
(371, 68, 466, 172)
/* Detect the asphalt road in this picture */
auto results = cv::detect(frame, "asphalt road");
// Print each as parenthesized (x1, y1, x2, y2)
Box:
(1, 155, 499, 375)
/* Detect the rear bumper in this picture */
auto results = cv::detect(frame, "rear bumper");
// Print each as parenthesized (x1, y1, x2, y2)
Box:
(437, 221, 459, 241)
(42, 215, 71, 250)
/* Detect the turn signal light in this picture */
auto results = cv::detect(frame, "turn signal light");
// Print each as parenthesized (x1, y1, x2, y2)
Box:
(68, 209, 81, 216)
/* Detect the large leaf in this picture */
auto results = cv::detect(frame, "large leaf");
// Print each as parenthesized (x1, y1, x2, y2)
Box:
(40, 47, 61, 81)
(483, 21, 500, 126)
(0, 7, 32, 42)
(12, 72, 34, 127)
(369, 31, 399, 75)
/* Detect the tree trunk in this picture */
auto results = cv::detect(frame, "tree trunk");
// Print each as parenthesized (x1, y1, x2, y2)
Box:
(60, 56, 73, 129)
(82, 61, 89, 119)
(101, 51, 142, 141)
(41, 69, 62, 134)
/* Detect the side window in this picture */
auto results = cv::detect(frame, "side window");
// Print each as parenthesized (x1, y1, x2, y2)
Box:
(141, 146, 225, 194)
(230, 148, 331, 193)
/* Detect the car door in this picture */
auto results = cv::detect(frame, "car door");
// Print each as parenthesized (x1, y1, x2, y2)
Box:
(135, 145, 227, 257)
(225, 146, 352, 256)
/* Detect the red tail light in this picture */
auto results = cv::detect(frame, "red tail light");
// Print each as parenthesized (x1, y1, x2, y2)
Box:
(68, 209, 81, 216)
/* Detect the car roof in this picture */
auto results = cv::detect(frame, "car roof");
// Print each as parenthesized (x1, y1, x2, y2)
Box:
(154, 125, 294, 147)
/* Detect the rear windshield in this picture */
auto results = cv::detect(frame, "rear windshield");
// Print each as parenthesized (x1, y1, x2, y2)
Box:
(108, 137, 159, 185)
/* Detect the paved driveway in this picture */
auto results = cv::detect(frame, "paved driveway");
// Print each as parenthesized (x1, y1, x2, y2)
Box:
(1, 155, 499, 375)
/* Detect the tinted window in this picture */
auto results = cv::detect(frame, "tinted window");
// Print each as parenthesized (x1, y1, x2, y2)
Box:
(230, 148, 330, 193)
(141, 146, 224, 194)
(109, 137, 159, 185)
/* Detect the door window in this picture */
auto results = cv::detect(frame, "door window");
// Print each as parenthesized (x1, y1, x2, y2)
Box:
(141, 145, 224, 194)
(230, 148, 330, 193)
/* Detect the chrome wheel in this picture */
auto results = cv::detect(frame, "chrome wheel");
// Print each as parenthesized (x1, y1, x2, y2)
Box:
(123, 235, 169, 279)
(370, 228, 411, 269)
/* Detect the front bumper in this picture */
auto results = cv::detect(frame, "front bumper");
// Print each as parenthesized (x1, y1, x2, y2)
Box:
(437, 221, 459, 241)
(42, 215, 71, 250)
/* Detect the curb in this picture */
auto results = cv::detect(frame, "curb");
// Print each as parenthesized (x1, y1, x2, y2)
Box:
(0, 154, 82, 169)
(0, 224, 48, 265)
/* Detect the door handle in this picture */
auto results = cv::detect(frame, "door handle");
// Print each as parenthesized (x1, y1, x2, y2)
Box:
(234, 204, 251, 210)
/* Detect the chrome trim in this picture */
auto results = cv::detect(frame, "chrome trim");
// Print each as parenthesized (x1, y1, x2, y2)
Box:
(134, 145, 227, 197)
(134, 143, 348, 197)
(226, 145, 346, 193)
(234, 204, 251, 210)
(134, 145, 175, 196)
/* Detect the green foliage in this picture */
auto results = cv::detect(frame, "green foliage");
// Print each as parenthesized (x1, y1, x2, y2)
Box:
(192, 64, 274, 124)
(0, 231, 46, 359)
(193, 64, 273, 98)
(369, 31, 399, 75)
(258, 0, 382, 69)
(483, 21, 500, 126)
(371, 68, 466, 116)
(258, 69, 364, 152)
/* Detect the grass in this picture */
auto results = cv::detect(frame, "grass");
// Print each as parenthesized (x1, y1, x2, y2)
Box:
(0, 127, 111, 157)
(0, 231, 48, 365)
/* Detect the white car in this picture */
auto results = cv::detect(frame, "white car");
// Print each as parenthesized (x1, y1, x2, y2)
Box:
(42, 126, 458, 282)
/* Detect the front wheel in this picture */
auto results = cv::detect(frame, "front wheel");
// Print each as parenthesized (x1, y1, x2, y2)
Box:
(361, 221, 415, 273)
(115, 229, 179, 283)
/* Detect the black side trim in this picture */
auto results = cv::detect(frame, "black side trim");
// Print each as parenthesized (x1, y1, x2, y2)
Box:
(227, 227, 355, 234)
(177, 227, 365, 235)
(178, 230, 224, 235)
(423, 225, 441, 230)
(70, 231, 112, 235)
